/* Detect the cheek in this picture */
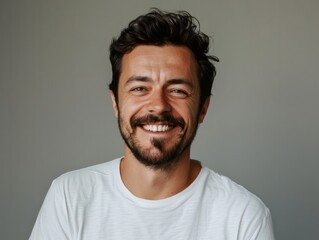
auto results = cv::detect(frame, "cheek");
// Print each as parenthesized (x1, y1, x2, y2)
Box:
(172, 101, 199, 123)
(119, 98, 145, 119)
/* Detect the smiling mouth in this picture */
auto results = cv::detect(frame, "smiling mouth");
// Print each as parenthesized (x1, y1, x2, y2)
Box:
(132, 114, 185, 133)
(142, 124, 175, 132)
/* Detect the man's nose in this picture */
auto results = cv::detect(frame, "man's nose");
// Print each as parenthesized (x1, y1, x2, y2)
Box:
(146, 90, 171, 114)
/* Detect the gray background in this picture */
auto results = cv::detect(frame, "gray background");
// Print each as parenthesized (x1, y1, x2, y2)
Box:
(1, 0, 318, 239)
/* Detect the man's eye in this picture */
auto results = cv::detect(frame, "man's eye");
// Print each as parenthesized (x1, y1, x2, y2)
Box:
(131, 87, 145, 92)
(130, 87, 148, 95)
(169, 89, 190, 98)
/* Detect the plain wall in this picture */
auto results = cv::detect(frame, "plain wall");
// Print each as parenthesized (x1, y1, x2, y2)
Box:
(1, 0, 318, 239)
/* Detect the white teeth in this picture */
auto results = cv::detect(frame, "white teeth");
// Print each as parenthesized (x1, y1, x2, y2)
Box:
(143, 125, 172, 132)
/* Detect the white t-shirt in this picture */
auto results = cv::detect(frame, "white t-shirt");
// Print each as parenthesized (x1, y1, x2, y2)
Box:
(30, 158, 275, 240)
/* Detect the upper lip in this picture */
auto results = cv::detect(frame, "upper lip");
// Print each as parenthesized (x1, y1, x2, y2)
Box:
(131, 114, 185, 129)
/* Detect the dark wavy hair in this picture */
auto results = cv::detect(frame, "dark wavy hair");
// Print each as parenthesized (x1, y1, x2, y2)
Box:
(109, 8, 219, 108)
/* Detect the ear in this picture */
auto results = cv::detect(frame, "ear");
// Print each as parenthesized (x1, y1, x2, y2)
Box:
(198, 96, 210, 123)
(110, 91, 119, 118)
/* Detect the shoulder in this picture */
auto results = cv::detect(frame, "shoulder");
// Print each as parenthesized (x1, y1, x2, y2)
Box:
(204, 167, 265, 202)
(200, 167, 274, 238)
(203, 167, 271, 220)
(52, 158, 121, 194)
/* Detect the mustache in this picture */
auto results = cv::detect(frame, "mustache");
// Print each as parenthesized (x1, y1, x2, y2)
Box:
(131, 113, 185, 128)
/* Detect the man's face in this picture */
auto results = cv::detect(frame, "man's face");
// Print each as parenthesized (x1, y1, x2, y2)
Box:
(111, 45, 209, 170)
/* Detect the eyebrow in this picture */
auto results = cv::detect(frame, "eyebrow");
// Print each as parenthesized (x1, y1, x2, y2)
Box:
(125, 76, 151, 86)
(166, 79, 194, 88)
(125, 75, 194, 88)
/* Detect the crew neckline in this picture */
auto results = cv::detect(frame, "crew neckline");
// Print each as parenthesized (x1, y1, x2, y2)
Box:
(113, 158, 208, 210)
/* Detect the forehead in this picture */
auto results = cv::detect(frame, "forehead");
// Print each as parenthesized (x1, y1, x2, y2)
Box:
(120, 45, 198, 84)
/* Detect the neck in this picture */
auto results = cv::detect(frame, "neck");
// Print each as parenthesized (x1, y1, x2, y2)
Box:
(120, 146, 201, 200)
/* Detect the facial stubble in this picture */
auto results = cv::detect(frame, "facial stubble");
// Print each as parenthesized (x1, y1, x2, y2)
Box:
(117, 110, 200, 171)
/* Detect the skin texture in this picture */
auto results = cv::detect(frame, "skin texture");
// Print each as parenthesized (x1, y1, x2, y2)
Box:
(111, 45, 210, 200)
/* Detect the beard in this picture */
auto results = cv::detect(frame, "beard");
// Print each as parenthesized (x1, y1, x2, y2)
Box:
(117, 111, 199, 171)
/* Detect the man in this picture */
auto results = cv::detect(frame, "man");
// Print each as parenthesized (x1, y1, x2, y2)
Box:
(30, 9, 275, 239)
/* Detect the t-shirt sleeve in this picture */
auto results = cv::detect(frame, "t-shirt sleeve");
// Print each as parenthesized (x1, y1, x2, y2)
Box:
(29, 180, 70, 240)
(249, 208, 275, 240)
